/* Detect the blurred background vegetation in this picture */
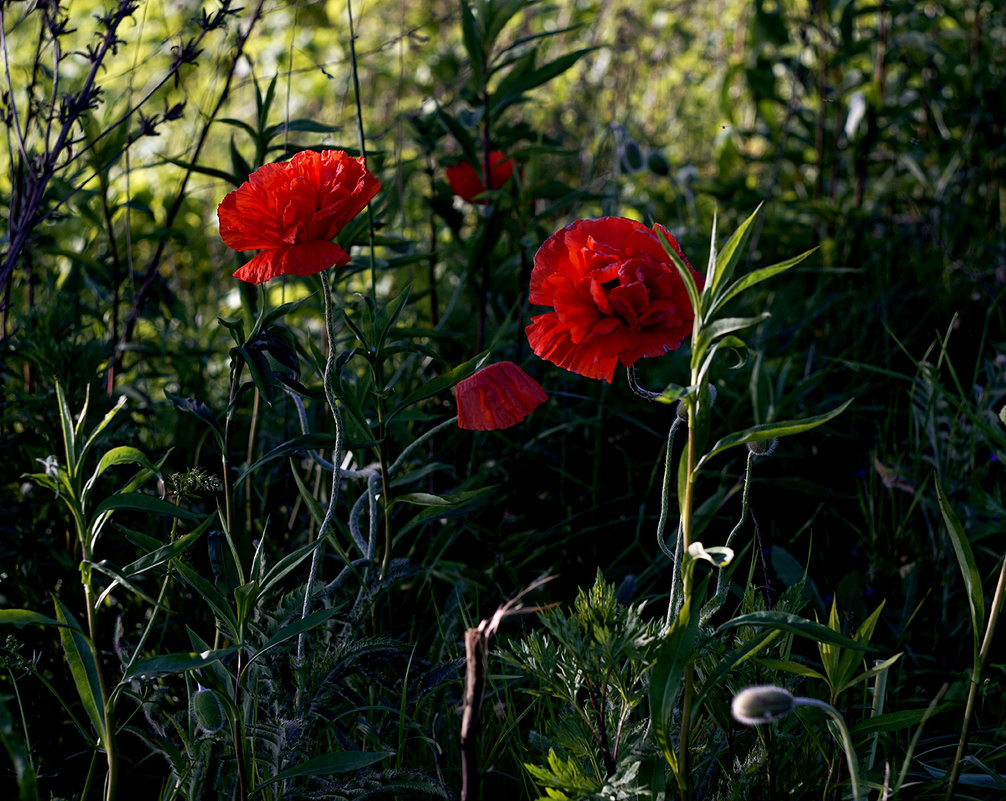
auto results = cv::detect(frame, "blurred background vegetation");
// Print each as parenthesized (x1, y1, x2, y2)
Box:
(1, 0, 1004, 797)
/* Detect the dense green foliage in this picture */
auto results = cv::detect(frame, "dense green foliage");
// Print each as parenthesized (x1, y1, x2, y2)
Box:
(1, 0, 1004, 799)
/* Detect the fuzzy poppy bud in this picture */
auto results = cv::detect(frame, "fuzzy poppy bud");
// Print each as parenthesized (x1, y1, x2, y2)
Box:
(193, 687, 226, 734)
(747, 437, 778, 457)
(731, 685, 796, 726)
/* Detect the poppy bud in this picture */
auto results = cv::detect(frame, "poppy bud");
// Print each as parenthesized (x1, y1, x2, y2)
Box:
(747, 437, 778, 457)
(731, 685, 796, 726)
(193, 687, 226, 734)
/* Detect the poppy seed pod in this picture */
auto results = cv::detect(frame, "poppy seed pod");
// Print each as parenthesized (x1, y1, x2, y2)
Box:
(731, 685, 796, 726)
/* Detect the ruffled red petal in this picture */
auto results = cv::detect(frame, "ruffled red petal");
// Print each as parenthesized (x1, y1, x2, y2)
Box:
(456, 361, 547, 430)
(218, 150, 380, 283)
(232, 241, 350, 284)
(526, 217, 701, 380)
(526, 314, 621, 382)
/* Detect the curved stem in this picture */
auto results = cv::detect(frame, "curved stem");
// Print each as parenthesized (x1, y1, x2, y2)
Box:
(794, 697, 863, 801)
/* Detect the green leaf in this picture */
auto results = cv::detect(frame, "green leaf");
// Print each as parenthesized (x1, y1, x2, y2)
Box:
(248, 607, 341, 666)
(162, 155, 239, 185)
(755, 657, 828, 682)
(490, 48, 596, 114)
(113, 515, 213, 580)
(233, 434, 333, 484)
(386, 351, 490, 422)
(695, 399, 853, 469)
(0, 695, 38, 801)
(55, 382, 77, 476)
(0, 609, 70, 628)
(710, 248, 817, 317)
(375, 286, 412, 356)
(250, 751, 394, 795)
(52, 598, 106, 744)
(92, 492, 205, 520)
(850, 706, 952, 737)
(650, 591, 700, 773)
(165, 391, 225, 453)
(692, 314, 769, 376)
(459, 0, 484, 85)
(935, 476, 983, 655)
(233, 343, 275, 407)
(83, 446, 159, 502)
(393, 492, 469, 508)
(173, 561, 240, 641)
(718, 611, 870, 651)
(290, 458, 326, 527)
(78, 394, 129, 468)
(122, 647, 239, 682)
(233, 582, 261, 629)
(656, 228, 702, 327)
(258, 538, 325, 596)
(694, 630, 781, 711)
(707, 204, 763, 299)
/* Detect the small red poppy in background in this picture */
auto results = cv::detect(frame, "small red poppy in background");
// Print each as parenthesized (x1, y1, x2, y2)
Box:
(526, 217, 702, 383)
(218, 149, 380, 284)
(456, 361, 547, 430)
(446, 151, 514, 203)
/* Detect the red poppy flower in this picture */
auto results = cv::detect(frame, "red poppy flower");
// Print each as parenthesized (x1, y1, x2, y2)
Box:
(218, 149, 380, 284)
(455, 361, 547, 430)
(446, 151, 515, 203)
(525, 217, 702, 382)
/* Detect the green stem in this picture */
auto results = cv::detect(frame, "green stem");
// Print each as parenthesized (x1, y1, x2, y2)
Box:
(233, 652, 248, 801)
(345, 0, 378, 298)
(794, 697, 863, 801)
(676, 404, 697, 801)
(297, 270, 345, 664)
(82, 577, 116, 801)
(945, 553, 1006, 801)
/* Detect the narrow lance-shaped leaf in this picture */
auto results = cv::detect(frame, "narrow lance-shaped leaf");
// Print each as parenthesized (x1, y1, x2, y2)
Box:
(250, 751, 394, 795)
(710, 247, 817, 317)
(173, 561, 240, 642)
(649, 589, 701, 774)
(694, 630, 781, 711)
(53, 598, 106, 744)
(691, 314, 769, 375)
(78, 394, 129, 473)
(655, 228, 703, 330)
(718, 610, 871, 651)
(935, 476, 983, 657)
(0, 609, 70, 628)
(707, 203, 763, 299)
(247, 607, 341, 666)
(387, 351, 490, 422)
(696, 398, 853, 469)
(93, 492, 205, 520)
(233, 434, 332, 484)
(122, 647, 239, 682)
(55, 382, 77, 476)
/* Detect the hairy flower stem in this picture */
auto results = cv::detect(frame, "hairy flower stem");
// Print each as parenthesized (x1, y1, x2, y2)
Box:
(794, 697, 864, 801)
(676, 399, 698, 801)
(297, 271, 345, 664)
